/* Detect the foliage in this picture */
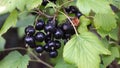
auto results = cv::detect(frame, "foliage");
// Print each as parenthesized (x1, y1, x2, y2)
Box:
(0, 0, 120, 68)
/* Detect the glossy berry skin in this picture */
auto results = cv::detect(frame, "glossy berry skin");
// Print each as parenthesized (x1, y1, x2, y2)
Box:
(35, 20, 45, 30)
(49, 50, 58, 58)
(54, 29, 63, 39)
(54, 40, 61, 49)
(65, 7, 71, 13)
(70, 6, 78, 13)
(25, 25, 35, 36)
(25, 36, 36, 47)
(48, 41, 56, 49)
(35, 46, 44, 53)
(45, 32, 51, 43)
(44, 23, 56, 33)
(43, 44, 55, 52)
(47, 19, 58, 27)
(75, 12, 82, 18)
(35, 32, 45, 42)
(61, 23, 74, 34)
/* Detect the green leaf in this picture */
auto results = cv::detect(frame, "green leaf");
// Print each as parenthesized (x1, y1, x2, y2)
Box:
(0, 0, 26, 15)
(45, 2, 57, 8)
(63, 32, 111, 68)
(94, 13, 117, 31)
(78, 16, 90, 33)
(76, 0, 111, 15)
(0, 36, 5, 51)
(109, 27, 118, 41)
(102, 46, 119, 67)
(0, 51, 30, 68)
(109, 0, 120, 9)
(55, 59, 77, 68)
(0, 10, 18, 36)
(16, 15, 35, 27)
(26, 0, 42, 10)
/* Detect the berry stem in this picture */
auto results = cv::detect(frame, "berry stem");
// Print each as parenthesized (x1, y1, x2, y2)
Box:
(35, 8, 54, 18)
(59, 11, 79, 36)
(28, 48, 54, 68)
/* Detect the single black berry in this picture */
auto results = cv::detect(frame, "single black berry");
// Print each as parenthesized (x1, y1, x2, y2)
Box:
(44, 44, 53, 52)
(44, 23, 56, 33)
(61, 23, 74, 34)
(65, 7, 71, 13)
(54, 28, 63, 39)
(45, 33, 51, 43)
(25, 25, 35, 36)
(25, 36, 36, 47)
(35, 20, 45, 30)
(47, 19, 58, 26)
(48, 41, 56, 49)
(35, 32, 45, 42)
(54, 40, 61, 49)
(69, 6, 78, 13)
(42, 0, 48, 6)
(75, 12, 82, 18)
(49, 50, 58, 58)
(35, 46, 44, 53)
(63, 33, 71, 39)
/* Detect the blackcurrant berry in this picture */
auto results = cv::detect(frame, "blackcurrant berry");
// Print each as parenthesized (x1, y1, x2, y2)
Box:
(42, 0, 48, 6)
(54, 28, 63, 39)
(70, 6, 78, 13)
(48, 41, 56, 49)
(61, 23, 74, 34)
(63, 33, 71, 39)
(44, 23, 56, 33)
(45, 33, 51, 43)
(43, 44, 51, 52)
(25, 25, 35, 36)
(35, 46, 44, 53)
(49, 50, 58, 58)
(35, 32, 45, 42)
(54, 40, 61, 49)
(35, 20, 45, 30)
(75, 12, 82, 18)
(25, 36, 35, 47)
(47, 19, 58, 27)
(65, 7, 71, 13)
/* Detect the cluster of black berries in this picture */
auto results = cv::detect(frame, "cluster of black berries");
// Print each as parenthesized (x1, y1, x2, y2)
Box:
(42, 0, 57, 6)
(24, 19, 75, 58)
(65, 6, 82, 18)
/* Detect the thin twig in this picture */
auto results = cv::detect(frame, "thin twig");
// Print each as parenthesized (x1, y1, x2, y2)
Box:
(28, 50, 54, 68)
(59, 11, 79, 36)
(1, 47, 27, 52)
(35, 8, 54, 18)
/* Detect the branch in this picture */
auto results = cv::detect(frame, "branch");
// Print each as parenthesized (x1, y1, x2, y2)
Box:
(35, 8, 54, 18)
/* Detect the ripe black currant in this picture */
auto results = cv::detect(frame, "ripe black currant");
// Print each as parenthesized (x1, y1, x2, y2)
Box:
(69, 6, 78, 13)
(54, 28, 63, 39)
(61, 23, 74, 34)
(45, 33, 51, 43)
(62, 33, 71, 39)
(35, 46, 44, 53)
(48, 41, 56, 49)
(49, 50, 58, 58)
(44, 23, 56, 33)
(54, 40, 61, 49)
(47, 19, 58, 27)
(35, 20, 45, 30)
(42, 0, 48, 6)
(75, 12, 82, 18)
(35, 32, 45, 42)
(25, 25, 35, 36)
(25, 36, 36, 47)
